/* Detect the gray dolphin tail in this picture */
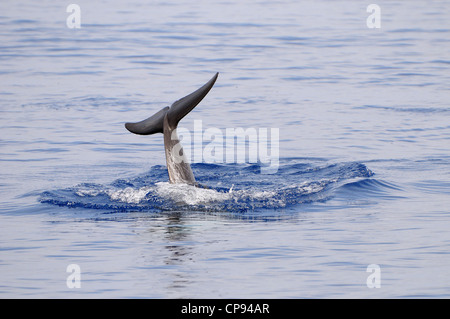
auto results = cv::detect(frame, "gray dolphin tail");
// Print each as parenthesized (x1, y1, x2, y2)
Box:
(166, 72, 218, 128)
(124, 106, 169, 135)
(125, 72, 219, 185)
(124, 72, 219, 135)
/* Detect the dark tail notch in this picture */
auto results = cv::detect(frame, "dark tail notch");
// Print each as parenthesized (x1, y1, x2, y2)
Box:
(125, 72, 219, 135)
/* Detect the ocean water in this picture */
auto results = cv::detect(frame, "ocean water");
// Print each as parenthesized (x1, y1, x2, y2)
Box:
(1, 0, 450, 298)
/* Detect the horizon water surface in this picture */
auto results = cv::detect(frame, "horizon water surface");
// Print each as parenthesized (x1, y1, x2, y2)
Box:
(1, 1, 450, 298)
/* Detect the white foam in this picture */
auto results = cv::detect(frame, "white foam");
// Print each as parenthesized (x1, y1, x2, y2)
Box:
(78, 180, 329, 208)
(155, 182, 231, 206)
(75, 188, 101, 197)
(250, 190, 277, 199)
(297, 183, 324, 194)
(107, 186, 152, 204)
(104, 182, 233, 206)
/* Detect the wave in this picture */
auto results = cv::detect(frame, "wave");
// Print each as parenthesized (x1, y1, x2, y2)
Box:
(360, 104, 450, 114)
(39, 160, 380, 213)
(336, 178, 404, 200)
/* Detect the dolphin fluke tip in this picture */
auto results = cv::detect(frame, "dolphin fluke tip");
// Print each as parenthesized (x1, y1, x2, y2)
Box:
(124, 106, 169, 135)
(166, 72, 219, 127)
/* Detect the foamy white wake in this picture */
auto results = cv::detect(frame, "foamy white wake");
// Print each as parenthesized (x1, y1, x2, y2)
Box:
(154, 182, 231, 205)
(108, 186, 153, 204)
(102, 183, 232, 206)
(41, 161, 374, 212)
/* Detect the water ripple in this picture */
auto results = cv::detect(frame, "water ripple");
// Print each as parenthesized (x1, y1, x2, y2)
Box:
(40, 159, 376, 213)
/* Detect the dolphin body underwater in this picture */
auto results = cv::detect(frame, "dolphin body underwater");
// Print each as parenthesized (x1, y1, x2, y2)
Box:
(125, 73, 219, 186)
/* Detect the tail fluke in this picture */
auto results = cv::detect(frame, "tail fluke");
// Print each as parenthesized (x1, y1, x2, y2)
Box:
(166, 72, 218, 128)
(125, 106, 169, 135)
(125, 73, 219, 135)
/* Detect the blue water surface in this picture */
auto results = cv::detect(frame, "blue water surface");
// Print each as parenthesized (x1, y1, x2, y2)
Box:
(39, 160, 374, 213)
(1, 0, 450, 298)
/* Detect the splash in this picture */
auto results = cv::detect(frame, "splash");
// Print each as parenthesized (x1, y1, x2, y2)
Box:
(40, 159, 375, 213)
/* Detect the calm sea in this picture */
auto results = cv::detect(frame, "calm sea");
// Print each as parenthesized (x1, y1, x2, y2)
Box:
(1, 0, 449, 298)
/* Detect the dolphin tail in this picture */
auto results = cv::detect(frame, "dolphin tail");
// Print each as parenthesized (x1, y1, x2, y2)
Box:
(124, 106, 169, 135)
(125, 72, 219, 135)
